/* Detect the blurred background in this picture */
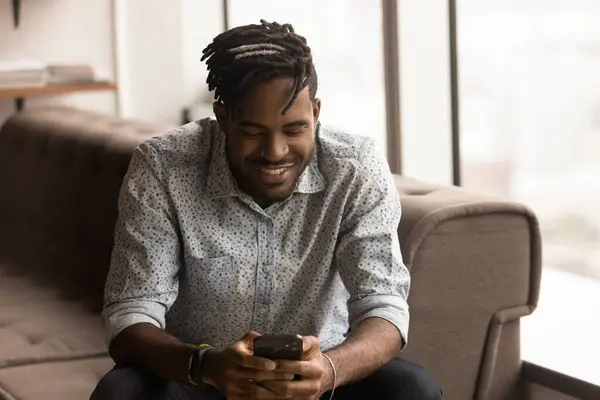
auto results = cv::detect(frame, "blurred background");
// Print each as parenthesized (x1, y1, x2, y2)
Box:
(1, 0, 598, 390)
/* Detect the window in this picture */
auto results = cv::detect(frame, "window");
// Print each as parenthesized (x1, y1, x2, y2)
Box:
(228, 0, 388, 155)
(458, 0, 600, 385)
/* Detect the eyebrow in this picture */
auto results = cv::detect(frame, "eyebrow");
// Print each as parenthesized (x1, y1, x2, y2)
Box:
(238, 120, 309, 129)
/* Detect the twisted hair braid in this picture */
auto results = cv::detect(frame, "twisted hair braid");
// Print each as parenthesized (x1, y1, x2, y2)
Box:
(201, 19, 318, 116)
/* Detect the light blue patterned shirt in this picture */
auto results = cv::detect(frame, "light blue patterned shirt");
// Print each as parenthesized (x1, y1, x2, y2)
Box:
(103, 118, 410, 351)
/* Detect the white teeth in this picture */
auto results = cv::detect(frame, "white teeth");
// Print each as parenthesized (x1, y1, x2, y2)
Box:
(262, 167, 288, 175)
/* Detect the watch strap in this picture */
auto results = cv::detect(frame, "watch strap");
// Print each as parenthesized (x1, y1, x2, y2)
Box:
(188, 344, 212, 386)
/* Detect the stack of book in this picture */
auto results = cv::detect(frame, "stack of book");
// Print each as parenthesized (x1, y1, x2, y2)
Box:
(46, 64, 95, 83)
(0, 60, 96, 88)
(0, 60, 46, 87)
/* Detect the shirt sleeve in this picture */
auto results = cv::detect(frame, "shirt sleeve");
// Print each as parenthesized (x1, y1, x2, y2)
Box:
(102, 142, 181, 344)
(335, 139, 411, 349)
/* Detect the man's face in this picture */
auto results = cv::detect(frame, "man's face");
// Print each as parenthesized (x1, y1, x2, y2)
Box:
(216, 78, 320, 207)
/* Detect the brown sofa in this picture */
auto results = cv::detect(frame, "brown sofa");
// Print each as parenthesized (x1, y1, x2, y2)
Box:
(0, 107, 541, 400)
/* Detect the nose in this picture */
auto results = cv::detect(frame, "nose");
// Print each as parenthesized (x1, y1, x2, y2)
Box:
(261, 133, 289, 162)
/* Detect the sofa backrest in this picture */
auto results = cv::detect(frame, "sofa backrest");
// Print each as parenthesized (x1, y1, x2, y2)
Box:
(0, 107, 166, 311)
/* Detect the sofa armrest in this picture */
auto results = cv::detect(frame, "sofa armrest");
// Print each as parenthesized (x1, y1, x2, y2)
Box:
(394, 176, 542, 400)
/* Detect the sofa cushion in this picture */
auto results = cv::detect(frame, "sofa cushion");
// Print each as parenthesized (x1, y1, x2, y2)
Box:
(0, 263, 107, 369)
(0, 357, 113, 400)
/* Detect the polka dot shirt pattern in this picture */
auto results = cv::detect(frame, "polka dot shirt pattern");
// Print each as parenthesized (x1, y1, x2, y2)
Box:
(102, 118, 410, 351)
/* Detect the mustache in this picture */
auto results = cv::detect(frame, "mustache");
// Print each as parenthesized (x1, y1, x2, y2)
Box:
(247, 157, 298, 167)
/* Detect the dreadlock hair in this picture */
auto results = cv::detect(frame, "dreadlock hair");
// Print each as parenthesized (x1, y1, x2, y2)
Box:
(201, 19, 318, 117)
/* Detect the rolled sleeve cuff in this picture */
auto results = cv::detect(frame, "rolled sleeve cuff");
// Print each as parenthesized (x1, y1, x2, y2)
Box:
(348, 294, 410, 350)
(102, 300, 167, 344)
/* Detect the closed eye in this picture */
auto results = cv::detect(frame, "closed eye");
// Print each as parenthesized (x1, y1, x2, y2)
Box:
(285, 127, 307, 136)
(283, 120, 309, 135)
(240, 130, 262, 138)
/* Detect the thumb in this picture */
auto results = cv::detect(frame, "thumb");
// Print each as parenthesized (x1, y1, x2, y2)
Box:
(301, 335, 321, 359)
(239, 331, 262, 352)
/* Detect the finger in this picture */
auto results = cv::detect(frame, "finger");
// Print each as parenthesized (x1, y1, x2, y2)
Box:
(236, 367, 295, 382)
(275, 360, 322, 379)
(240, 379, 293, 399)
(261, 379, 322, 397)
(237, 354, 278, 371)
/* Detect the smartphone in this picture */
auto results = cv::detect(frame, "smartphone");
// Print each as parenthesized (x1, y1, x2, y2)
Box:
(253, 334, 303, 360)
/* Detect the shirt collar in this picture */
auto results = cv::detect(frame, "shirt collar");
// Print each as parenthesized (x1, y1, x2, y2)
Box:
(294, 146, 326, 194)
(206, 131, 238, 198)
(206, 127, 326, 199)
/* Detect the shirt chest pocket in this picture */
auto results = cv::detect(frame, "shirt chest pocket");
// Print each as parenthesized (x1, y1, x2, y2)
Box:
(186, 255, 236, 312)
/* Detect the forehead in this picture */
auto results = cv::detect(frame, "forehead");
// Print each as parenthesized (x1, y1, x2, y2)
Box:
(234, 77, 313, 124)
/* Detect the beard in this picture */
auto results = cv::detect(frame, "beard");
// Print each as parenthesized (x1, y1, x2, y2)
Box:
(229, 153, 313, 208)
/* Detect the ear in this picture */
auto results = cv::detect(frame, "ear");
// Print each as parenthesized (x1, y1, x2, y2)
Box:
(313, 98, 321, 122)
(213, 102, 228, 132)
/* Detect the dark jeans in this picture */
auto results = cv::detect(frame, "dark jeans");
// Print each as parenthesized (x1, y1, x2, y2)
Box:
(90, 358, 442, 400)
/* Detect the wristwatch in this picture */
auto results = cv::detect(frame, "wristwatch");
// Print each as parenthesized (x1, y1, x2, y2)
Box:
(190, 345, 213, 385)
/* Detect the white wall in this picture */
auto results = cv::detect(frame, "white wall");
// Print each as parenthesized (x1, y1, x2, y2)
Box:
(114, 0, 223, 127)
(0, 0, 116, 123)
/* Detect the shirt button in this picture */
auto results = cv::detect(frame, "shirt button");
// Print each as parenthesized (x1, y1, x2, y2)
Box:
(262, 264, 270, 273)
(258, 307, 266, 314)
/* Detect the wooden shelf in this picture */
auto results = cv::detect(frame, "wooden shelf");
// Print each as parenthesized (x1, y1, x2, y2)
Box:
(0, 81, 117, 100)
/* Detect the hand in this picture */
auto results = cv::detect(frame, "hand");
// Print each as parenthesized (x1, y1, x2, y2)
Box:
(261, 336, 333, 400)
(203, 331, 295, 399)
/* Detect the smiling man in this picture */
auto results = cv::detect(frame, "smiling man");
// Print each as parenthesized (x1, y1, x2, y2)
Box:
(91, 20, 442, 400)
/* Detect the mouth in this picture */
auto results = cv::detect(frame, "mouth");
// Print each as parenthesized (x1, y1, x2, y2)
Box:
(261, 165, 293, 175)
(256, 164, 296, 184)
